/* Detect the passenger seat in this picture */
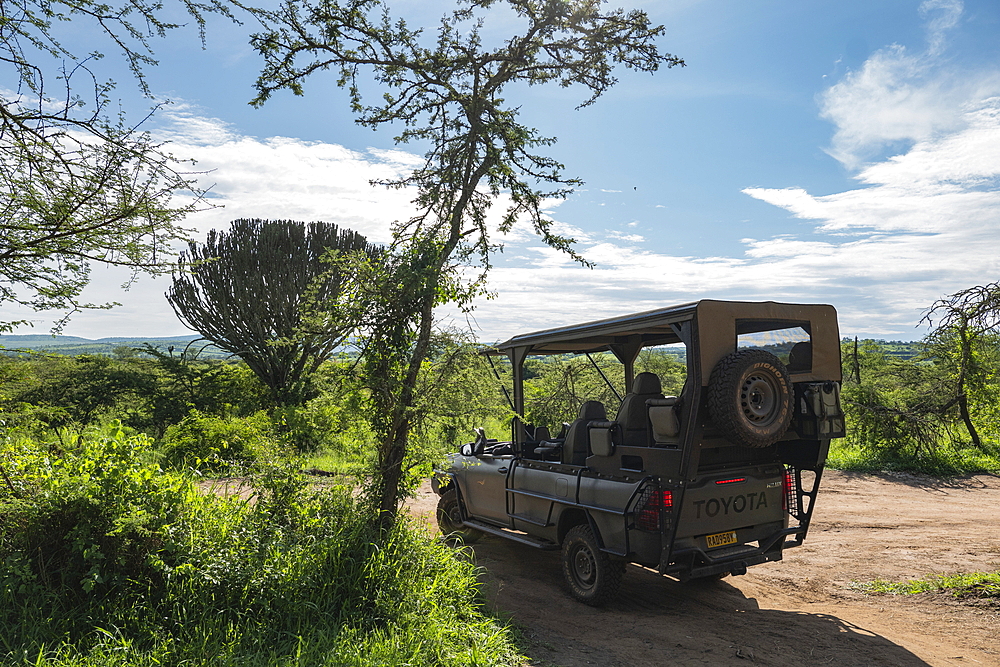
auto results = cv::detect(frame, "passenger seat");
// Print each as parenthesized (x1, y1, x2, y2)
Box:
(562, 401, 607, 465)
(615, 372, 664, 446)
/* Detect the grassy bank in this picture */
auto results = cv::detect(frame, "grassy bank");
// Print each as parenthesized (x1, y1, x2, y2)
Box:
(826, 439, 1000, 476)
(0, 426, 522, 666)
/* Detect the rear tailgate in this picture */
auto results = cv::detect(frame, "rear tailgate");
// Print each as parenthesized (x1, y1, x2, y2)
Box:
(675, 464, 786, 542)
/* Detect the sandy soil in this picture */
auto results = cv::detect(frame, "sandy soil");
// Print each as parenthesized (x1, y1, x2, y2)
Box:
(408, 470, 1000, 667)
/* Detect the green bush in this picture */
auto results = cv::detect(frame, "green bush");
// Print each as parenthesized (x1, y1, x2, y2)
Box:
(0, 428, 522, 666)
(159, 410, 282, 474)
(0, 424, 193, 636)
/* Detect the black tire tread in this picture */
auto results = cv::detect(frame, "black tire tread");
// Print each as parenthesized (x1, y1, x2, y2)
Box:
(561, 524, 624, 606)
(436, 488, 481, 544)
(708, 348, 792, 448)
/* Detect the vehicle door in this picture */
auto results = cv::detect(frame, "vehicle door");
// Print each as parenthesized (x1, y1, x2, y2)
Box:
(461, 453, 513, 524)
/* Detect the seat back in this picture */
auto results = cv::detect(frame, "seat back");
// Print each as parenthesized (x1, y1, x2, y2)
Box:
(787, 341, 812, 373)
(615, 372, 663, 447)
(562, 400, 607, 465)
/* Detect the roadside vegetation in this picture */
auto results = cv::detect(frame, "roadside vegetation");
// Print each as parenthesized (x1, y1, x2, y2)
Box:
(0, 424, 519, 666)
(3, 0, 999, 659)
(854, 572, 1000, 608)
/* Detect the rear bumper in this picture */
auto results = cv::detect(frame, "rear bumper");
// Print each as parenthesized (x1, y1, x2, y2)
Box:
(661, 526, 801, 580)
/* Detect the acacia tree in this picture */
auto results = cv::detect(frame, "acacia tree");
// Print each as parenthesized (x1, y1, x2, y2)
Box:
(249, 0, 683, 525)
(922, 281, 1000, 449)
(0, 0, 233, 331)
(166, 219, 381, 406)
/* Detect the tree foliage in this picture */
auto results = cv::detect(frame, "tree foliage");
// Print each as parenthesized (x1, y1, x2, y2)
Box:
(166, 219, 382, 406)
(922, 281, 1000, 448)
(0, 0, 234, 331)
(249, 0, 683, 525)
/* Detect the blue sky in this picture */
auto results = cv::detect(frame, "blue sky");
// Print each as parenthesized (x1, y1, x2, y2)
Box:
(5, 0, 1000, 341)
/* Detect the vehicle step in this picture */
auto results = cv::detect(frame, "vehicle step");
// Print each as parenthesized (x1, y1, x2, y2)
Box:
(463, 520, 560, 550)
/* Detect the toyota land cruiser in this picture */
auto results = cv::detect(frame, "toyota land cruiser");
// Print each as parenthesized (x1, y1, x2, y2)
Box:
(433, 300, 844, 605)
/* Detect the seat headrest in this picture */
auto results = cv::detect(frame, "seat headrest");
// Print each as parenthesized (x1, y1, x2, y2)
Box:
(578, 400, 607, 421)
(632, 372, 662, 395)
(788, 342, 812, 372)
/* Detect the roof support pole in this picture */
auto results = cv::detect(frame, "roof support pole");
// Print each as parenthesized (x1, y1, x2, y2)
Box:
(508, 345, 531, 447)
(609, 336, 644, 392)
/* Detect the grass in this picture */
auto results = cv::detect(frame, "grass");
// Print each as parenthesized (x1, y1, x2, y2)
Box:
(826, 439, 1000, 476)
(0, 425, 524, 667)
(853, 571, 1000, 603)
(302, 449, 367, 475)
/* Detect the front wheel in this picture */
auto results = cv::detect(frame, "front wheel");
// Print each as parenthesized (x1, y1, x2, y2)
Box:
(436, 488, 481, 544)
(561, 524, 624, 606)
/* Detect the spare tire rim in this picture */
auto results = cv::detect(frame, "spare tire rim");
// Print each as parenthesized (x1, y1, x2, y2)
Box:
(741, 373, 778, 425)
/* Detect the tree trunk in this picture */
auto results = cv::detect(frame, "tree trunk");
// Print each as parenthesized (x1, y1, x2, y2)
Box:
(853, 336, 861, 384)
(957, 391, 982, 448)
(374, 272, 440, 531)
(956, 328, 983, 448)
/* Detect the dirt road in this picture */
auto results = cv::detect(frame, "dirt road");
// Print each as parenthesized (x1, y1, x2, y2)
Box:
(409, 470, 1000, 666)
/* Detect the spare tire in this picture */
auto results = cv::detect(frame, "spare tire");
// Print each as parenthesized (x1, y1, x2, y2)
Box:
(708, 349, 793, 448)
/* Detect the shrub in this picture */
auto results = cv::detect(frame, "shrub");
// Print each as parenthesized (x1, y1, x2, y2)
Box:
(0, 428, 522, 666)
(159, 411, 280, 473)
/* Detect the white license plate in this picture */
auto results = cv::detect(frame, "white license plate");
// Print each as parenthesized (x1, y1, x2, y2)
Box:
(706, 531, 738, 549)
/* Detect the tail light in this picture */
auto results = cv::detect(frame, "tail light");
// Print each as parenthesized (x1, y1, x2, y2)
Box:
(636, 488, 673, 531)
(783, 467, 795, 514)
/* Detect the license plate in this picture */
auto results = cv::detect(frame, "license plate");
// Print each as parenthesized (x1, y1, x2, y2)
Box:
(705, 531, 738, 549)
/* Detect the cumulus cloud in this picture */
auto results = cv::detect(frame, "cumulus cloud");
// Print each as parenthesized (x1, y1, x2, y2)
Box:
(818, 0, 999, 169)
(8, 2, 1000, 343)
(158, 107, 421, 244)
(606, 231, 646, 243)
(470, 1, 1000, 342)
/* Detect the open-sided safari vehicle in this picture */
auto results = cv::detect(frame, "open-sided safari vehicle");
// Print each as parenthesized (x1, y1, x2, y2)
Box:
(432, 300, 844, 605)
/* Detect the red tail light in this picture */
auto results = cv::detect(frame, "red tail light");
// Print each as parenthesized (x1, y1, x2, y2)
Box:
(783, 468, 794, 512)
(715, 477, 747, 485)
(661, 490, 673, 510)
(636, 488, 673, 531)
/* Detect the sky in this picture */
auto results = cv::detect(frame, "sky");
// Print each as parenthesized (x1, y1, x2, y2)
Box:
(4, 0, 1000, 342)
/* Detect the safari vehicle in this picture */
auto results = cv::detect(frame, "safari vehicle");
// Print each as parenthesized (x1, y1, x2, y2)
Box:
(432, 300, 844, 605)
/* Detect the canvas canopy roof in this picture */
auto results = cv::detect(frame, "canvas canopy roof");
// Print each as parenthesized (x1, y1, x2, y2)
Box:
(490, 299, 841, 386)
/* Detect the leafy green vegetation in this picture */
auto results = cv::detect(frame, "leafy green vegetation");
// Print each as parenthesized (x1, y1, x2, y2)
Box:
(854, 572, 1000, 604)
(834, 336, 1000, 475)
(0, 425, 522, 666)
(826, 438, 1000, 476)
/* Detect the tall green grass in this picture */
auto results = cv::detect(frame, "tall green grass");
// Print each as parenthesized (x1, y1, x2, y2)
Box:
(0, 424, 522, 666)
(827, 439, 1000, 476)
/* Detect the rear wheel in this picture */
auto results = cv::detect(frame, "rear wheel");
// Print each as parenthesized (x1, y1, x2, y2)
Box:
(436, 488, 481, 544)
(561, 524, 624, 606)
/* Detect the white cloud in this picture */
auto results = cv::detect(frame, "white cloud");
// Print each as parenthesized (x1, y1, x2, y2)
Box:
(8, 2, 1000, 345)
(462, 3, 1000, 343)
(606, 231, 646, 243)
(159, 109, 420, 244)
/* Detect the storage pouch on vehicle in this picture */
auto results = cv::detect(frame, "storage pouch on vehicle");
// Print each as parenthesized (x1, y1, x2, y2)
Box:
(647, 396, 680, 445)
(588, 421, 620, 457)
(795, 382, 846, 438)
